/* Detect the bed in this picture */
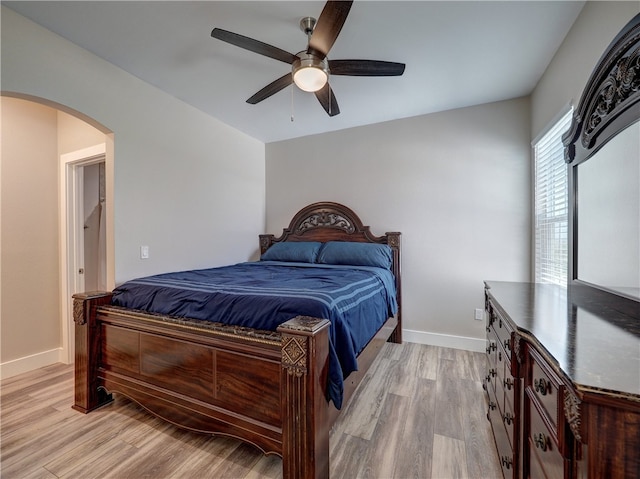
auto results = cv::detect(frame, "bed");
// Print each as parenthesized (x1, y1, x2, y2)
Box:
(72, 201, 402, 479)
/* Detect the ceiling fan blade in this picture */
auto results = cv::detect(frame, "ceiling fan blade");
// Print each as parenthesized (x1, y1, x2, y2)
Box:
(329, 59, 406, 76)
(211, 28, 298, 64)
(314, 83, 340, 117)
(246, 73, 293, 104)
(307, 1, 353, 60)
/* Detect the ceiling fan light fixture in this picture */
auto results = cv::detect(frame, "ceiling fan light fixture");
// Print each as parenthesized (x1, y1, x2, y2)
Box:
(292, 54, 329, 92)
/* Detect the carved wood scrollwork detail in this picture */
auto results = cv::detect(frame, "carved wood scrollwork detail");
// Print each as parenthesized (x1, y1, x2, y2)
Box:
(512, 332, 523, 364)
(282, 335, 308, 377)
(259, 235, 271, 254)
(73, 298, 86, 325)
(583, 42, 640, 147)
(295, 211, 355, 235)
(564, 390, 582, 442)
(386, 234, 400, 247)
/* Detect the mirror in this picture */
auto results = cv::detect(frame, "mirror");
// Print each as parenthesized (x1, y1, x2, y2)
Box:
(576, 121, 640, 300)
(563, 12, 639, 316)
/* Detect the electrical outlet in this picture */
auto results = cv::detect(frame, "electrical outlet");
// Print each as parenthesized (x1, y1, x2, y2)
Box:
(140, 245, 149, 259)
(474, 308, 484, 321)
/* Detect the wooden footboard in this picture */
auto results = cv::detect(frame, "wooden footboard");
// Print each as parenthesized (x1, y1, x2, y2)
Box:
(72, 202, 402, 479)
(73, 292, 396, 479)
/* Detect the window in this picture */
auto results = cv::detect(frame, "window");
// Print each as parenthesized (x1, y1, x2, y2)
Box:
(533, 108, 573, 286)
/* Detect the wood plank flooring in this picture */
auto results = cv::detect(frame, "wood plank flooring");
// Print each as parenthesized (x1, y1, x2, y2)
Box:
(1, 342, 502, 478)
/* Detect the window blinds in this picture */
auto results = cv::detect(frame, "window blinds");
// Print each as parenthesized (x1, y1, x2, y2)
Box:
(534, 109, 573, 286)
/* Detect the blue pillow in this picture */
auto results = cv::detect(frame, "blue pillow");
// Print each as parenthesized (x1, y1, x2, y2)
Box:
(317, 241, 393, 269)
(260, 241, 322, 263)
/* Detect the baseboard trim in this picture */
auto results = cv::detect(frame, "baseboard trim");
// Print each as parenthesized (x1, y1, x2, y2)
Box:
(0, 348, 66, 380)
(402, 329, 486, 353)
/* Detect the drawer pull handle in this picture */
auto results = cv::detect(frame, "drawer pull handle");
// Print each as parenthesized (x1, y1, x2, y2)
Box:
(498, 351, 502, 362)
(503, 412, 514, 425)
(489, 368, 497, 378)
(534, 378, 552, 396)
(486, 401, 496, 421)
(503, 339, 510, 351)
(534, 433, 551, 452)
(501, 456, 513, 469)
(486, 342, 496, 354)
(499, 318, 503, 328)
(503, 378, 513, 390)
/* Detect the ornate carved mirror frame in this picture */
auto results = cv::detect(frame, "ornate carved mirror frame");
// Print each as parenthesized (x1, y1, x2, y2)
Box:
(563, 13, 640, 318)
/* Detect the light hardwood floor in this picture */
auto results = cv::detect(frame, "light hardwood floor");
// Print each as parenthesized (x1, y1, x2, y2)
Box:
(1, 342, 502, 479)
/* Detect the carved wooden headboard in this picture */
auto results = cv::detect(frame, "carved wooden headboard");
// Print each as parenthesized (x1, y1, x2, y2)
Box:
(259, 201, 402, 327)
(260, 201, 398, 246)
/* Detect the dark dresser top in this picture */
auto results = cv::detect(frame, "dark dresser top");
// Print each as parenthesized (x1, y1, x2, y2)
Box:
(484, 281, 640, 401)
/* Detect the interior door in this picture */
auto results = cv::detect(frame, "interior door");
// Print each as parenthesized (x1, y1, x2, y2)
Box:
(82, 162, 106, 291)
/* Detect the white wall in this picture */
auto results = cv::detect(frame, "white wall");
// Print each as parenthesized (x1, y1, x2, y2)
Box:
(1, 98, 61, 368)
(1, 7, 266, 376)
(1, 6, 266, 285)
(1, 97, 111, 378)
(58, 110, 106, 156)
(266, 98, 532, 350)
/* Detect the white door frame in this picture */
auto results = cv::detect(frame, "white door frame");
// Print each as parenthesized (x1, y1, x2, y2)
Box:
(59, 143, 107, 364)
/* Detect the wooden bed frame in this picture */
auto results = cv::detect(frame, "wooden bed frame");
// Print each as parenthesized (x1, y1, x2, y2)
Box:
(72, 201, 402, 479)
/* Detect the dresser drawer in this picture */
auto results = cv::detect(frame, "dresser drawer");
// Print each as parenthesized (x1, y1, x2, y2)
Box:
(496, 345, 509, 411)
(528, 443, 550, 479)
(529, 347, 560, 430)
(485, 325, 499, 392)
(496, 340, 509, 383)
(486, 379, 499, 420)
(488, 389, 515, 479)
(502, 389, 516, 449)
(528, 398, 564, 479)
(501, 368, 516, 397)
(493, 309, 513, 354)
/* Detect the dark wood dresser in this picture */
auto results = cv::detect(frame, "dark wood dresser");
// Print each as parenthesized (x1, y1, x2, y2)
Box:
(484, 281, 640, 479)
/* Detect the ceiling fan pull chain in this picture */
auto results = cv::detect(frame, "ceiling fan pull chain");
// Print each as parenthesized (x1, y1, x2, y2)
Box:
(328, 79, 331, 116)
(290, 84, 295, 122)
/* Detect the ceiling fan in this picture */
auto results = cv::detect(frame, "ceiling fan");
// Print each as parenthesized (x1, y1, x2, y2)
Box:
(211, 0, 405, 117)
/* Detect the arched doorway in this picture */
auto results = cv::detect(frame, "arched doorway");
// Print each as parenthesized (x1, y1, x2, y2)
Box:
(0, 93, 114, 377)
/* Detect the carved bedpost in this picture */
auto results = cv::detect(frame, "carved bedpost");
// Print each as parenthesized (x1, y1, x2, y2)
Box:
(259, 234, 275, 255)
(71, 291, 113, 413)
(386, 231, 402, 344)
(278, 316, 331, 479)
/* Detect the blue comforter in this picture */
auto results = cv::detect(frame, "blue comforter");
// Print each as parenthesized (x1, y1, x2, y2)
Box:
(111, 261, 398, 408)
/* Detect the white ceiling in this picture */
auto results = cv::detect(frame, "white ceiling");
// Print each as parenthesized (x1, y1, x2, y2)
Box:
(4, 1, 585, 143)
